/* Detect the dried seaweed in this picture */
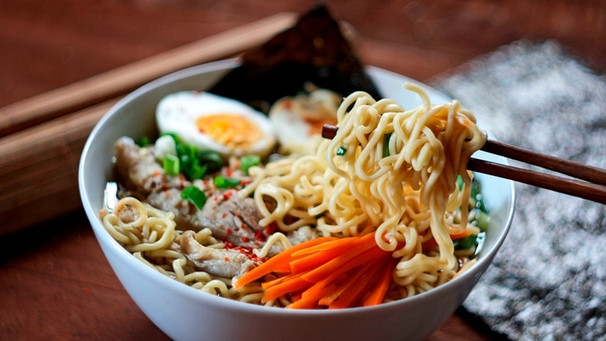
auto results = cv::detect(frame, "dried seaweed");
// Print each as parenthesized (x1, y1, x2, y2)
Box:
(207, 3, 381, 113)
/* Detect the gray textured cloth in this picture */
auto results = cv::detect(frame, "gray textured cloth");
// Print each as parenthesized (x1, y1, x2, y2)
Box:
(431, 40, 606, 341)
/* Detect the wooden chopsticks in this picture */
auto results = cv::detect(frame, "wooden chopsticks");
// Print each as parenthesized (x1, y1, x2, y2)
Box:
(321, 124, 606, 205)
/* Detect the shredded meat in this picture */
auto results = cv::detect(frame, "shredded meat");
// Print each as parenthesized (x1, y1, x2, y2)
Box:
(114, 136, 188, 195)
(178, 231, 256, 279)
(147, 189, 266, 248)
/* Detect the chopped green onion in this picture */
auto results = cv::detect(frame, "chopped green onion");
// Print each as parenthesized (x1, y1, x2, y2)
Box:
(454, 234, 477, 250)
(214, 176, 241, 188)
(136, 136, 152, 147)
(178, 143, 199, 166)
(159, 133, 226, 181)
(184, 163, 207, 180)
(382, 133, 392, 157)
(181, 185, 207, 209)
(163, 154, 180, 175)
(241, 155, 261, 175)
(336, 146, 347, 156)
(199, 151, 224, 172)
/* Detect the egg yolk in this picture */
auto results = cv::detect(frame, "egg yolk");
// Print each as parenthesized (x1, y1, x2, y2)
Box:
(196, 114, 263, 149)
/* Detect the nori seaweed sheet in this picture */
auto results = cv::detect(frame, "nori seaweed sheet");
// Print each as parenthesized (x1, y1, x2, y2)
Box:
(207, 3, 382, 113)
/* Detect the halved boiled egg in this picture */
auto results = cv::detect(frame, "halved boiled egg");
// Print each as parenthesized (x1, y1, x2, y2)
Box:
(156, 91, 276, 158)
(269, 87, 341, 155)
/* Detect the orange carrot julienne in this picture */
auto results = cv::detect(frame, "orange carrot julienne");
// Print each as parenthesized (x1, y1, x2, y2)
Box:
(301, 235, 385, 283)
(317, 265, 365, 307)
(289, 239, 357, 273)
(234, 236, 335, 289)
(422, 229, 475, 249)
(290, 237, 357, 258)
(287, 283, 337, 309)
(236, 232, 399, 309)
(328, 259, 385, 309)
(262, 272, 309, 303)
(318, 261, 377, 307)
(450, 229, 473, 240)
(363, 258, 398, 306)
(292, 236, 393, 309)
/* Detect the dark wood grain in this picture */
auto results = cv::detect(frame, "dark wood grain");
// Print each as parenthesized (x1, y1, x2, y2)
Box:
(1, 1, 605, 340)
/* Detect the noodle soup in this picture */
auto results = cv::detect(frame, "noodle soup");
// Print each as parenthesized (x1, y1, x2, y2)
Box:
(101, 80, 490, 309)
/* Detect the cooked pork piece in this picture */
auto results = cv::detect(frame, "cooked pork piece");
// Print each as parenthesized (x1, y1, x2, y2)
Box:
(114, 136, 187, 194)
(178, 231, 256, 279)
(286, 225, 319, 245)
(147, 188, 266, 249)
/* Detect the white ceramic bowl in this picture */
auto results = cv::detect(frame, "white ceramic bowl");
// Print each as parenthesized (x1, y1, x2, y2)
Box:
(78, 58, 515, 341)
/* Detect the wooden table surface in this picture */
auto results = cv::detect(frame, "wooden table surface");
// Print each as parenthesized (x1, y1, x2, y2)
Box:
(1, 1, 604, 340)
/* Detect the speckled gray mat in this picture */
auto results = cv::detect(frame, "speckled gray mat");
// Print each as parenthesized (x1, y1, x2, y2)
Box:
(431, 40, 606, 341)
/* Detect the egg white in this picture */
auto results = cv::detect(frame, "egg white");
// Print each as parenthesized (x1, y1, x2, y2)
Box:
(269, 89, 341, 155)
(156, 91, 276, 158)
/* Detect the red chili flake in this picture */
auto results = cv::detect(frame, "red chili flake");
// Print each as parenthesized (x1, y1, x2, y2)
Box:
(224, 241, 234, 249)
(264, 222, 278, 236)
(222, 212, 228, 219)
(254, 229, 265, 242)
(227, 245, 265, 262)
(224, 256, 229, 261)
(226, 228, 232, 236)
(222, 190, 233, 200)
(241, 237, 250, 243)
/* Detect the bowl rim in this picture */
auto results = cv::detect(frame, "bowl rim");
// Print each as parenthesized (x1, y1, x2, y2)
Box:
(78, 58, 516, 316)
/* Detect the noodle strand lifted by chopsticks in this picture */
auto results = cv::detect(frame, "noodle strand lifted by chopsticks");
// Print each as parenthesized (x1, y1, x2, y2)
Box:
(252, 83, 486, 293)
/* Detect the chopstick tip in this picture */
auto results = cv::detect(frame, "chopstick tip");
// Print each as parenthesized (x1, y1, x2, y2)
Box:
(321, 124, 338, 139)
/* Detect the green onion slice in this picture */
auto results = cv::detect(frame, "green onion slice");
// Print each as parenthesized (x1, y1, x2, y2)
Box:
(163, 154, 180, 175)
(181, 185, 207, 209)
(241, 155, 261, 175)
(214, 176, 241, 188)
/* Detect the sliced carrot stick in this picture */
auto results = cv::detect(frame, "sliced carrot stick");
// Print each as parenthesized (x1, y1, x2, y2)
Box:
(237, 232, 399, 309)
(363, 258, 398, 306)
(450, 229, 473, 240)
(287, 283, 336, 309)
(291, 242, 389, 308)
(234, 236, 335, 288)
(328, 259, 385, 309)
(261, 273, 292, 289)
(302, 236, 386, 283)
(317, 264, 367, 307)
(262, 272, 309, 303)
(289, 239, 357, 273)
(291, 237, 356, 257)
